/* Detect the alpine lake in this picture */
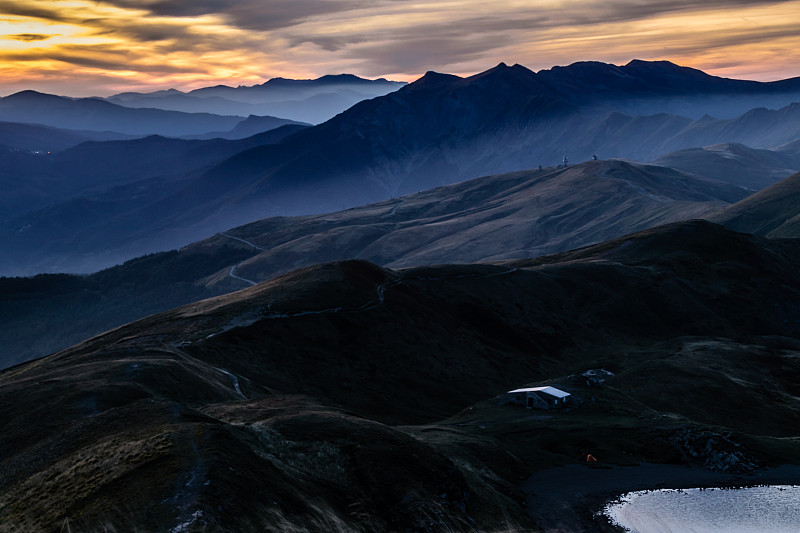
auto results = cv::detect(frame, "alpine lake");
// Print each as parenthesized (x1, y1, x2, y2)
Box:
(603, 485, 800, 533)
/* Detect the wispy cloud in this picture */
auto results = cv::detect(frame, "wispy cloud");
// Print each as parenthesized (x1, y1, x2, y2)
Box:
(9, 33, 50, 41)
(0, 0, 797, 95)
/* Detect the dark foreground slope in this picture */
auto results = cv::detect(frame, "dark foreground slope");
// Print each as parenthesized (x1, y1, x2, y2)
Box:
(3, 221, 800, 532)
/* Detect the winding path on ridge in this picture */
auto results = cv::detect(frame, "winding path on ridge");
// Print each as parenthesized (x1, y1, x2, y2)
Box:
(385, 198, 406, 217)
(219, 232, 266, 286)
(213, 366, 245, 398)
(227, 265, 257, 286)
(219, 233, 267, 251)
(219, 198, 404, 287)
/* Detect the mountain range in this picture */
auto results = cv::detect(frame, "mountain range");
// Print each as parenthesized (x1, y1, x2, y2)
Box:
(0, 125, 307, 227)
(106, 74, 407, 124)
(0, 91, 268, 137)
(5, 58, 800, 532)
(3, 60, 800, 275)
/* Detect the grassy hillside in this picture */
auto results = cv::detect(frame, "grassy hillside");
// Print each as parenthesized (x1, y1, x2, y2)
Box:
(198, 159, 747, 284)
(0, 160, 749, 369)
(2, 221, 800, 531)
(710, 171, 800, 237)
(0, 245, 255, 368)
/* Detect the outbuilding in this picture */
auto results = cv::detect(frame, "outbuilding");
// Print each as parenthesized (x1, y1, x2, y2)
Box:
(505, 386, 571, 409)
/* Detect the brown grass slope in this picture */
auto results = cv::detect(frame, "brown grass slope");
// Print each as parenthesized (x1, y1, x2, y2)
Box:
(710, 170, 800, 237)
(195, 159, 747, 286)
(2, 221, 800, 531)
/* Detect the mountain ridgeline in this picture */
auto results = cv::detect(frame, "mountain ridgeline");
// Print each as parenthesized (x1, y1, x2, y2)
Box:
(0, 61, 800, 274)
(2, 60, 800, 275)
(106, 74, 407, 124)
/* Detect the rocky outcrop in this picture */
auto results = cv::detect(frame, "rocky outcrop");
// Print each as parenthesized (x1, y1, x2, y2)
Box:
(673, 428, 758, 473)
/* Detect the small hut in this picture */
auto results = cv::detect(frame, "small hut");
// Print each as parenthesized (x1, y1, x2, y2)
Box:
(505, 386, 571, 409)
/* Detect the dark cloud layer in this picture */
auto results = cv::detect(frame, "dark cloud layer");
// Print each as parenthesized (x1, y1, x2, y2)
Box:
(10, 34, 51, 42)
(99, 0, 789, 32)
(106, 0, 379, 31)
(0, 0, 798, 95)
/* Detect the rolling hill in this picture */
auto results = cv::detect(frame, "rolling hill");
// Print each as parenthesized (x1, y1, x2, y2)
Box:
(194, 159, 748, 285)
(0, 159, 748, 366)
(653, 142, 800, 190)
(2, 220, 800, 531)
(710, 171, 800, 237)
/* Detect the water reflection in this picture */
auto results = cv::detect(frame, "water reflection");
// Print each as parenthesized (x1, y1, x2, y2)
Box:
(604, 485, 800, 533)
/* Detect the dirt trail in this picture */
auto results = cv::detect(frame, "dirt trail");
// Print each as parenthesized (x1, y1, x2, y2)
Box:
(227, 264, 257, 286)
(219, 233, 267, 251)
(219, 233, 265, 286)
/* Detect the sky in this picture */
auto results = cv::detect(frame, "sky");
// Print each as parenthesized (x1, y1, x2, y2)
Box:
(0, 0, 799, 96)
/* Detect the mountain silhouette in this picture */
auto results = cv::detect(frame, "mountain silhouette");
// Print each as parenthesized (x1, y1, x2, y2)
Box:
(5, 60, 800, 275)
(108, 74, 406, 124)
(0, 90, 299, 137)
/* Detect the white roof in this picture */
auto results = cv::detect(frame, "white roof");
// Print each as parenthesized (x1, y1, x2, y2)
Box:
(507, 386, 571, 398)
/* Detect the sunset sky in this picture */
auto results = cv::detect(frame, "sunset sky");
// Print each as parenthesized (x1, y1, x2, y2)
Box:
(1, 0, 799, 96)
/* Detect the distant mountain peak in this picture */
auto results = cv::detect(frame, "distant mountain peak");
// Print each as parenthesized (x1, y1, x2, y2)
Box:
(465, 62, 537, 86)
(260, 74, 405, 88)
(5, 89, 60, 100)
(405, 71, 462, 91)
(624, 59, 680, 68)
(622, 59, 714, 79)
(316, 73, 373, 84)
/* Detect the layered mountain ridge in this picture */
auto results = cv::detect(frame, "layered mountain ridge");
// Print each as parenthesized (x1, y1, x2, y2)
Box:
(5, 60, 800, 274)
(106, 73, 406, 124)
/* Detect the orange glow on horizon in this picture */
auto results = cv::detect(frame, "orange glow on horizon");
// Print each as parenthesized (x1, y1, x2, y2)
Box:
(0, 0, 797, 96)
